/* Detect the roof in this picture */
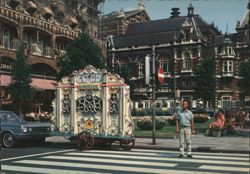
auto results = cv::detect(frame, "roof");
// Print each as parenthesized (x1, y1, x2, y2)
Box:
(113, 15, 215, 48)
(239, 9, 250, 29)
(101, 9, 150, 21)
(213, 34, 236, 46)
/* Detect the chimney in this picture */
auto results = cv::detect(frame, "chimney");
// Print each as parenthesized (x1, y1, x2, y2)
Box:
(170, 8, 180, 18)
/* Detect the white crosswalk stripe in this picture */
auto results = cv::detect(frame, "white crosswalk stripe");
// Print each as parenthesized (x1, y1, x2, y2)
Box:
(2, 149, 249, 174)
(65, 152, 249, 166)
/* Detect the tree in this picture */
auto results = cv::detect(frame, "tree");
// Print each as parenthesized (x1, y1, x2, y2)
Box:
(238, 61, 250, 105)
(194, 58, 216, 108)
(8, 47, 35, 115)
(115, 65, 136, 100)
(58, 33, 105, 78)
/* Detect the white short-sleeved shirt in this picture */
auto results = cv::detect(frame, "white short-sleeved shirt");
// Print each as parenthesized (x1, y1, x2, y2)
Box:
(177, 109, 194, 127)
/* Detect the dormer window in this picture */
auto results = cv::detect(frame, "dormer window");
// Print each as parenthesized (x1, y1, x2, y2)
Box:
(184, 28, 191, 41)
(223, 46, 234, 56)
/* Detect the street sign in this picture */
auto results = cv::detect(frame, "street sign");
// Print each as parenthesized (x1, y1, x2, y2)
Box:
(158, 67, 164, 84)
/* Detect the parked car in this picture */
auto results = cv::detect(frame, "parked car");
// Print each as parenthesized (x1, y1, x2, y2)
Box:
(191, 108, 215, 117)
(205, 108, 215, 117)
(0, 110, 51, 147)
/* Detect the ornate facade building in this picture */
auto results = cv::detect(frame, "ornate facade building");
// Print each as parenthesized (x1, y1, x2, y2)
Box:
(99, 2, 150, 39)
(0, 0, 106, 112)
(213, 33, 239, 109)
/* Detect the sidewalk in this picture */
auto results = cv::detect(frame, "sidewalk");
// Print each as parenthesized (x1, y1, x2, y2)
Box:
(46, 134, 250, 154)
(134, 134, 250, 153)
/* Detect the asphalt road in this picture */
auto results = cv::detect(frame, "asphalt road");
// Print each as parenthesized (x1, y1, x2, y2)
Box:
(1, 141, 249, 174)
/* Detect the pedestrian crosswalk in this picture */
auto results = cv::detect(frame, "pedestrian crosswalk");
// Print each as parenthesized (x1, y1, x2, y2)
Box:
(2, 149, 249, 174)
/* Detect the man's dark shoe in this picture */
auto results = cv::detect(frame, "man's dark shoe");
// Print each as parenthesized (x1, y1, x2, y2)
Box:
(178, 154, 184, 158)
(187, 154, 193, 158)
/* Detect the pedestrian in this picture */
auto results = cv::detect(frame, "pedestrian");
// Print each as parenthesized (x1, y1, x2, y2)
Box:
(175, 100, 195, 158)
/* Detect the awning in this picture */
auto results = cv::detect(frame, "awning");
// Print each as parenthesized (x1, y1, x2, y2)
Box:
(0, 74, 56, 90)
(32, 78, 57, 90)
(0, 74, 11, 86)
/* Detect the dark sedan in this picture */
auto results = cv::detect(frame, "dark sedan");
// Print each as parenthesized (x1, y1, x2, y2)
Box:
(0, 111, 51, 147)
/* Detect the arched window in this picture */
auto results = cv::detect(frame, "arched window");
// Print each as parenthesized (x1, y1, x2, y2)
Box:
(182, 51, 192, 71)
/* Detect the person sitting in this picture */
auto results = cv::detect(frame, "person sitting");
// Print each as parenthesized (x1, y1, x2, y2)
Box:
(209, 109, 226, 129)
(206, 109, 226, 136)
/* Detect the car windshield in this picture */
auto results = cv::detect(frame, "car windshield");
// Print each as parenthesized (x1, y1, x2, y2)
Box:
(0, 112, 22, 123)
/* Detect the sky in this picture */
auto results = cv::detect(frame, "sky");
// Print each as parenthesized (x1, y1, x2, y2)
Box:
(102, 0, 248, 33)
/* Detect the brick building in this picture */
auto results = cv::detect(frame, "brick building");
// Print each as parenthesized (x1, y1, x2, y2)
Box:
(99, 1, 150, 39)
(235, 0, 250, 106)
(107, 2, 249, 110)
(214, 33, 240, 109)
(0, 0, 106, 112)
(107, 4, 221, 108)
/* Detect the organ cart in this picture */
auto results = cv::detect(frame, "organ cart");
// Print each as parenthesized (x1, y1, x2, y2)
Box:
(53, 65, 135, 150)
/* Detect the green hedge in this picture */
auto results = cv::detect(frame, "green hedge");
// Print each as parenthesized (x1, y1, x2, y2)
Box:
(136, 117, 165, 130)
(167, 114, 209, 126)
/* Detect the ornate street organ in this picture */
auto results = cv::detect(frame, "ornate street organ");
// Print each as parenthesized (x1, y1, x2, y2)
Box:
(55, 65, 134, 146)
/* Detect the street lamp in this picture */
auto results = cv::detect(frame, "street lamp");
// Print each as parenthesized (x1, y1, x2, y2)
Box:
(145, 45, 156, 144)
(107, 35, 115, 72)
(152, 45, 156, 145)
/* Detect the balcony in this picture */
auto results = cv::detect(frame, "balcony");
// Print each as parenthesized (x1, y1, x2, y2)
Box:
(30, 43, 42, 56)
(58, 50, 66, 57)
(181, 69, 192, 73)
(44, 47, 52, 58)
(157, 88, 171, 93)
(222, 72, 234, 77)
(0, 5, 79, 39)
(164, 72, 172, 78)
(134, 88, 151, 94)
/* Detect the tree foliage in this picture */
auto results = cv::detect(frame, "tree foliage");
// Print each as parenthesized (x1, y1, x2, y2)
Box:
(58, 33, 105, 78)
(194, 58, 216, 105)
(115, 65, 136, 100)
(8, 47, 35, 113)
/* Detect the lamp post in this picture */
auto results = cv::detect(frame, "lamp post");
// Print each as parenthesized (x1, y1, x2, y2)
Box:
(173, 44, 177, 113)
(152, 45, 156, 145)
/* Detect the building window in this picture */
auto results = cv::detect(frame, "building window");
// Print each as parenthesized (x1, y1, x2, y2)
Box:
(182, 52, 192, 71)
(138, 62, 144, 77)
(222, 96, 231, 101)
(38, 38, 44, 52)
(3, 29, 10, 49)
(183, 80, 193, 87)
(23, 33, 29, 49)
(223, 61, 233, 73)
(184, 29, 191, 42)
(224, 47, 228, 55)
(160, 59, 169, 73)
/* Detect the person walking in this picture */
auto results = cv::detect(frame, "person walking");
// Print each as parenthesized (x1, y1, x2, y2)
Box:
(175, 100, 195, 158)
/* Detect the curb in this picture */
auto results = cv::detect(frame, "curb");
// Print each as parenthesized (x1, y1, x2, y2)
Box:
(133, 145, 250, 154)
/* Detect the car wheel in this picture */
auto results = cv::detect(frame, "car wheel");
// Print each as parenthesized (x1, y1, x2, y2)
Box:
(2, 132, 15, 148)
(37, 137, 46, 145)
